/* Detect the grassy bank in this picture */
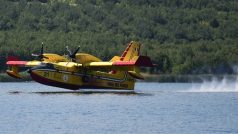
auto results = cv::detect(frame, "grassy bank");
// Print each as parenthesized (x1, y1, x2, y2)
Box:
(0, 72, 32, 82)
(143, 73, 238, 83)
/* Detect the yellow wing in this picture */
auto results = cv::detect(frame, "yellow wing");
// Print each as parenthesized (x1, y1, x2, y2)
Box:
(6, 54, 69, 78)
(76, 56, 154, 80)
(43, 53, 69, 62)
(82, 56, 153, 68)
(6, 60, 42, 79)
(75, 53, 102, 64)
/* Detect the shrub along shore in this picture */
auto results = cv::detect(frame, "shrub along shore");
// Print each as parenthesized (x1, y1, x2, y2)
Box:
(1, 73, 237, 83)
(0, 72, 31, 82)
(142, 73, 238, 83)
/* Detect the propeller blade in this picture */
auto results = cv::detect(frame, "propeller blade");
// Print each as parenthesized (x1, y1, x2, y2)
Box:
(42, 55, 49, 59)
(66, 46, 80, 60)
(31, 54, 39, 57)
(71, 46, 80, 59)
(66, 46, 72, 55)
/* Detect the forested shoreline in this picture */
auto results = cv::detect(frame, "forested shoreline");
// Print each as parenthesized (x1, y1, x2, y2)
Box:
(0, 0, 238, 75)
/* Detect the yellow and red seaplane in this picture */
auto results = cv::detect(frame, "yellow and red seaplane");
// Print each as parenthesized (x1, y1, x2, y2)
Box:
(6, 41, 154, 90)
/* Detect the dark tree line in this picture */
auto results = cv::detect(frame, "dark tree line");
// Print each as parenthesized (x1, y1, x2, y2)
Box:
(0, 0, 238, 74)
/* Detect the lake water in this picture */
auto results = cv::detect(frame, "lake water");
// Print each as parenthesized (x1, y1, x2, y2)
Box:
(0, 82, 238, 134)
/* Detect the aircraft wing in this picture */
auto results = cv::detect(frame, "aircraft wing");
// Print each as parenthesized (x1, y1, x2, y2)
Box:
(78, 56, 154, 79)
(6, 54, 68, 79)
(6, 56, 43, 78)
(6, 53, 69, 67)
(6, 61, 42, 67)
(82, 56, 154, 68)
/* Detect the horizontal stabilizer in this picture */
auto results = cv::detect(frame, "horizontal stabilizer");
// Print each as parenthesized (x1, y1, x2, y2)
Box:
(134, 56, 154, 67)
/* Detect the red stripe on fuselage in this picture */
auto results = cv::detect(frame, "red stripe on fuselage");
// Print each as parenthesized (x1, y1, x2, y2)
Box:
(30, 71, 80, 90)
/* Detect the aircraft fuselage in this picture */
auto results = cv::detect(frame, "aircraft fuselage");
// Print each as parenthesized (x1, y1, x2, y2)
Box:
(28, 63, 135, 90)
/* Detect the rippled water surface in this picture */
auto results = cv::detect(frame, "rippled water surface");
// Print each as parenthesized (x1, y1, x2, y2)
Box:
(0, 82, 238, 134)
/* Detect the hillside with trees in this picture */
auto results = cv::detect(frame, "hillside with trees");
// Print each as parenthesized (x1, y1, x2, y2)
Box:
(0, 0, 238, 74)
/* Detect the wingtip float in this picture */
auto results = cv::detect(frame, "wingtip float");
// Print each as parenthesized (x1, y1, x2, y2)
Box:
(6, 41, 154, 90)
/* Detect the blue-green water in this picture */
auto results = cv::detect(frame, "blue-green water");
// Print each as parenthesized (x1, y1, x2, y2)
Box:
(0, 82, 238, 134)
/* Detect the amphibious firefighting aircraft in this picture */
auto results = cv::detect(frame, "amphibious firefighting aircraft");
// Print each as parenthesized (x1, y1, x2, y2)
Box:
(6, 41, 154, 90)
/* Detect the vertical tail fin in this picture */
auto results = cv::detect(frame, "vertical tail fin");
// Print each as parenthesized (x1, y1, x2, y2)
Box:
(120, 41, 141, 61)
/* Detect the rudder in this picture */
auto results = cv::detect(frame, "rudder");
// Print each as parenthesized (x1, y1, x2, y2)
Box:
(120, 41, 140, 61)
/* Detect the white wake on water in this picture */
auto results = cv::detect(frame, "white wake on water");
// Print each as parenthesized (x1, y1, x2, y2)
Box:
(188, 76, 238, 92)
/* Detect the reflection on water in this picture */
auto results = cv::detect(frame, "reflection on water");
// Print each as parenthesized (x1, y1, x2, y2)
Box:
(9, 90, 152, 96)
(0, 82, 238, 134)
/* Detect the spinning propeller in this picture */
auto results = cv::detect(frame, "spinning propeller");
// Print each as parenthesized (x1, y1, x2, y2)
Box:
(66, 45, 80, 61)
(31, 42, 48, 61)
